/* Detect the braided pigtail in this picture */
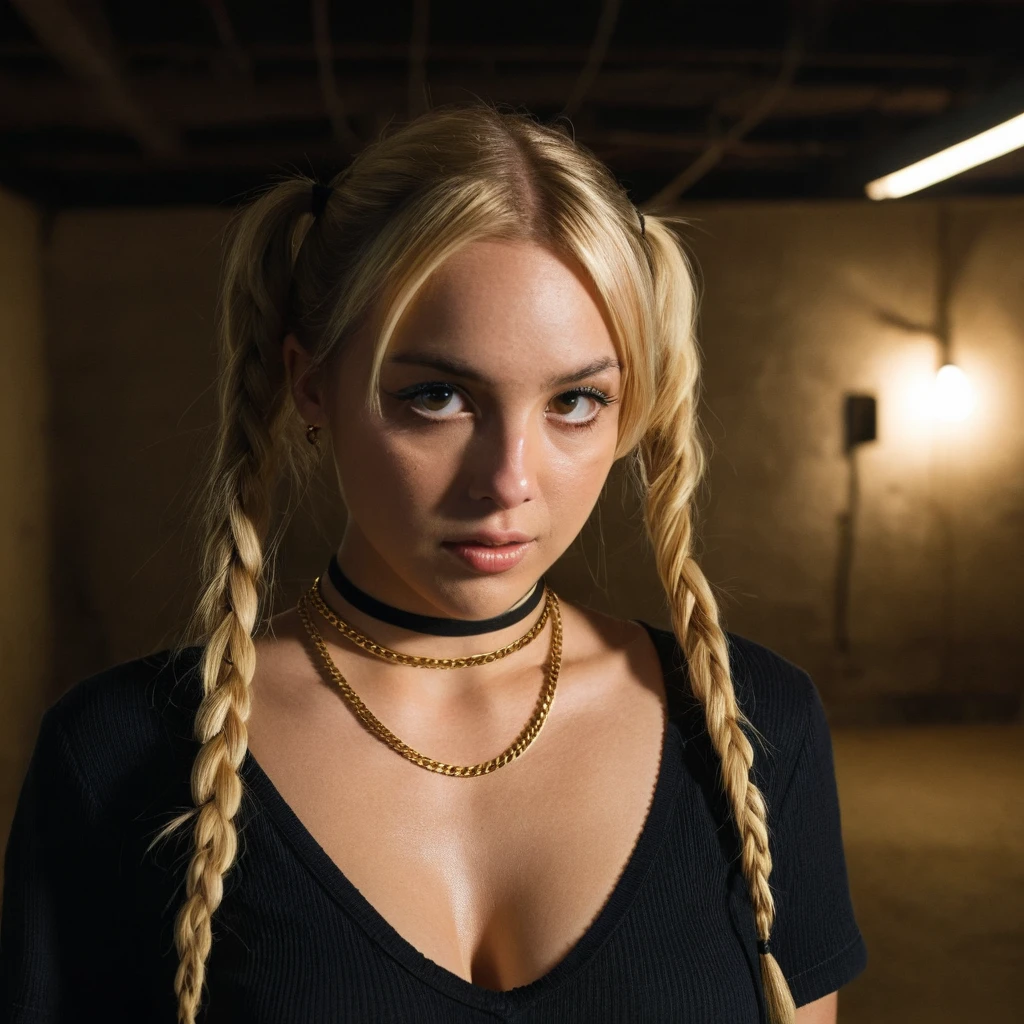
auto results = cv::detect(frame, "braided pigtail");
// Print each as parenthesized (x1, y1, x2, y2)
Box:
(148, 177, 319, 1024)
(635, 214, 796, 1024)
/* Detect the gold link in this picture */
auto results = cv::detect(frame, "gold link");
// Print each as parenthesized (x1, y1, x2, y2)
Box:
(296, 580, 563, 777)
(305, 575, 552, 668)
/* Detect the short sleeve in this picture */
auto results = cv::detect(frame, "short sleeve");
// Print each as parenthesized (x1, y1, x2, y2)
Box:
(0, 707, 121, 1021)
(765, 678, 868, 1006)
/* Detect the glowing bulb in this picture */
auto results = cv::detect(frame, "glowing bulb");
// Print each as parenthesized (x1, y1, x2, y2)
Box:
(932, 363, 975, 422)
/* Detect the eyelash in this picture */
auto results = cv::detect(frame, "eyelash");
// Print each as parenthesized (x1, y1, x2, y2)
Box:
(389, 382, 617, 431)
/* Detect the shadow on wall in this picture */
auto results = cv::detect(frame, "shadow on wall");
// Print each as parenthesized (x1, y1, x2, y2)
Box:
(675, 197, 1023, 725)
(0, 186, 49, 852)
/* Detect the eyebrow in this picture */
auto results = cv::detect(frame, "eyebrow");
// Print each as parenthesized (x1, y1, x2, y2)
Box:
(386, 352, 622, 389)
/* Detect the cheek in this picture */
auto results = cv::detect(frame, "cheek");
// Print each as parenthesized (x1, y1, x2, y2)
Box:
(332, 418, 455, 532)
(541, 440, 616, 531)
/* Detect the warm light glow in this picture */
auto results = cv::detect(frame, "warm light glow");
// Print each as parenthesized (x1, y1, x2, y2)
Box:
(932, 363, 975, 422)
(865, 110, 1024, 200)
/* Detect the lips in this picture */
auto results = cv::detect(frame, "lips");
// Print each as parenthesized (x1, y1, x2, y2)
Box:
(441, 536, 534, 574)
(446, 532, 532, 546)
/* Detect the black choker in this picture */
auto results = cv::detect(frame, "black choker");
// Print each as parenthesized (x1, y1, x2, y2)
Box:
(325, 554, 546, 637)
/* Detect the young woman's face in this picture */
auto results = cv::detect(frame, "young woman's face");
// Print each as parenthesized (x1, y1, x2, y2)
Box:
(300, 238, 622, 617)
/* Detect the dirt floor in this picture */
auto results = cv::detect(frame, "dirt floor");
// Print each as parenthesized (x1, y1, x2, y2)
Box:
(831, 724, 1023, 1023)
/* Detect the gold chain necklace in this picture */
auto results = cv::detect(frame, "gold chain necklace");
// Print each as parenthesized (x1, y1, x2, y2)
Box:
(304, 575, 552, 667)
(296, 580, 563, 777)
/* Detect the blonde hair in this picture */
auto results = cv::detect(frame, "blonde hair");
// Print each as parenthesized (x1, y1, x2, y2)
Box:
(150, 102, 796, 1024)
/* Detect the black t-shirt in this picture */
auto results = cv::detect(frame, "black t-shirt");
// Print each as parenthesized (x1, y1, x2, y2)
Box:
(1, 622, 866, 1023)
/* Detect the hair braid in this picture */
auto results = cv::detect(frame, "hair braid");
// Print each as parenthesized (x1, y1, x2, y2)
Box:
(149, 180, 316, 1023)
(171, 381, 271, 1024)
(147, 428, 268, 1023)
(637, 215, 796, 1024)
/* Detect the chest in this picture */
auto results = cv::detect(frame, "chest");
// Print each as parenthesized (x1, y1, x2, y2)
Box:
(245, 672, 669, 992)
(205, 726, 765, 1024)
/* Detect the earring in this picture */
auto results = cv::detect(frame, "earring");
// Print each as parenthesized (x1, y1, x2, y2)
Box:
(305, 423, 321, 448)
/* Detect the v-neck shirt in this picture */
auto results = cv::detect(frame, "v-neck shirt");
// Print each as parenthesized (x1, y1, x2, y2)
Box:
(1, 622, 867, 1022)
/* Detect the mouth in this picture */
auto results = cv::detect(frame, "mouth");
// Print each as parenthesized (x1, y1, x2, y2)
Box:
(440, 536, 534, 574)
(444, 532, 533, 547)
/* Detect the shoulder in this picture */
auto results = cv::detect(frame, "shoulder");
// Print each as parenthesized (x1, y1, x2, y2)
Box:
(639, 622, 817, 726)
(640, 622, 824, 804)
(723, 630, 819, 739)
(38, 645, 205, 814)
(47, 644, 205, 738)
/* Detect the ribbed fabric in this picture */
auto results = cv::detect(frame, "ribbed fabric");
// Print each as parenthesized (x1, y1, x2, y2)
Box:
(1, 622, 866, 1023)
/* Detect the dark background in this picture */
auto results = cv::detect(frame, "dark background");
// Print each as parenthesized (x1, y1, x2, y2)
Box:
(1, 3, 1022, 1021)
(2, 0, 1024, 207)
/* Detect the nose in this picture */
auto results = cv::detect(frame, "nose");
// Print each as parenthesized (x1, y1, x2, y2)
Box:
(466, 409, 538, 509)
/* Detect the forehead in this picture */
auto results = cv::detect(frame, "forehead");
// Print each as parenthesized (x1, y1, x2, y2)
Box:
(388, 238, 617, 374)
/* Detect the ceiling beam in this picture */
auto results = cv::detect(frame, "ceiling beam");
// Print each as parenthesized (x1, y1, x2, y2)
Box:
(0, 40, 985, 71)
(6, 131, 855, 176)
(651, 30, 807, 206)
(0, 72, 955, 132)
(562, 0, 622, 119)
(311, 0, 361, 149)
(200, 0, 251, 80)
(408, 0, 430, 118)
(9, 0, 180, 158)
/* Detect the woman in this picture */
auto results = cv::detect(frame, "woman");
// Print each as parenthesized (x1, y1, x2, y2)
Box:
(1, 103, 866, 1024)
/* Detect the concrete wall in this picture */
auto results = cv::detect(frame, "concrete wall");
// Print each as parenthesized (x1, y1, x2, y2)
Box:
(0, 187, 49, 848)
(43, 198, 1024, 721)
(691, 199, 1024, 721)
(45, 209, 230, 694)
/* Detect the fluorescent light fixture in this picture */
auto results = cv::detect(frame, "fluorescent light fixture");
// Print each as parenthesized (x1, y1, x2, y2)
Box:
(866, 110, 1024, 200)
(931, 363, 975, 422)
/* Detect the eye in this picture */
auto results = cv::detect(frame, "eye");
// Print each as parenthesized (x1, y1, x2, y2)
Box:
(392, 382, 468, 421)
(548, 387, 615, 429)
(387, 382, 616, 429)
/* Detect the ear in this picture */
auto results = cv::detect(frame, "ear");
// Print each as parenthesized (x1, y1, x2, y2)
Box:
(283, 332, 326, 426)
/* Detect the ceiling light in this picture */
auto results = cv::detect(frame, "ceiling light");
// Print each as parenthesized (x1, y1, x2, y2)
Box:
(866, 110, 1024, 200)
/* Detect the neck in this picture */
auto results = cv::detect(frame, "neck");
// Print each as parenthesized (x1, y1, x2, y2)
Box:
(316, 545, 549, 661)
(326, 552, 545, 637)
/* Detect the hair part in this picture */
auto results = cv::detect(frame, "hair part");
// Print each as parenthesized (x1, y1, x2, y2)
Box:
(151, 100, 795, 1024)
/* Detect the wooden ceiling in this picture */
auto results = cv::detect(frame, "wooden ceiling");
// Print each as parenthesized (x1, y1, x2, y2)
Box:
(2, 0, 1023, 208)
